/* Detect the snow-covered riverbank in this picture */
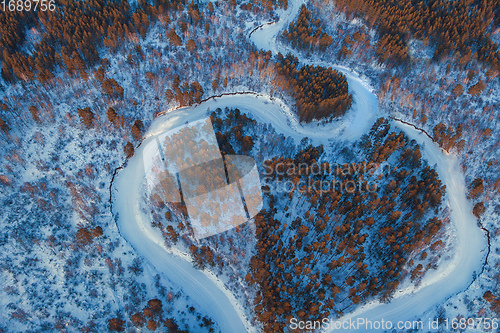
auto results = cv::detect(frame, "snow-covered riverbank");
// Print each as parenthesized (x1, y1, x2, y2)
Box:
(251, 2, 487, 330)
(328, 120, 487, 332)
(111, 90, 378, 332)
(111, 0, 487, 331)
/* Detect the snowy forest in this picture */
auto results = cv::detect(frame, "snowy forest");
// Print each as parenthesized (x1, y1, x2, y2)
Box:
(0, 0, 499, 332)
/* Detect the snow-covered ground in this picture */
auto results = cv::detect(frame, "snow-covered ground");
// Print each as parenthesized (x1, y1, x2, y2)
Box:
(114, 93, 487, 332)
(328, 121, 487, 332)
(112, 92, 375, 332)
(252, 3, 486, 330)
(249, 0, 305, 54)
(250, 1, 378, 141)
(111, 0, 488, 331)
(112, 133, 253, 332)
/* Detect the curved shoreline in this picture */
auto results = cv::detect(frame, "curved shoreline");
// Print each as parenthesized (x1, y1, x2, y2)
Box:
(110, 86, 378, 332)
(250, 3, 487, 331)
(110, 91, 487, 332)
(391, 117, 491, 289)
(109, 0, 488, 331)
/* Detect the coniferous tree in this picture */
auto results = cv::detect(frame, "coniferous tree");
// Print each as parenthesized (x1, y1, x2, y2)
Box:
(0, 116, 8, 132)
(77, 107, 94, 129)
(29, 105, 40, 123)
(131, 120, 143, 141)
(108, 318, 125, 332)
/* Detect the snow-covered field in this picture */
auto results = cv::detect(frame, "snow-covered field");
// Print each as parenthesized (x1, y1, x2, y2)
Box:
(111, 0, 488, 331)
(330, 121, 487, 332)
(113, 91, 487, 333)
(112, 147, 252, 332)
(112, 91, 377, 332)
